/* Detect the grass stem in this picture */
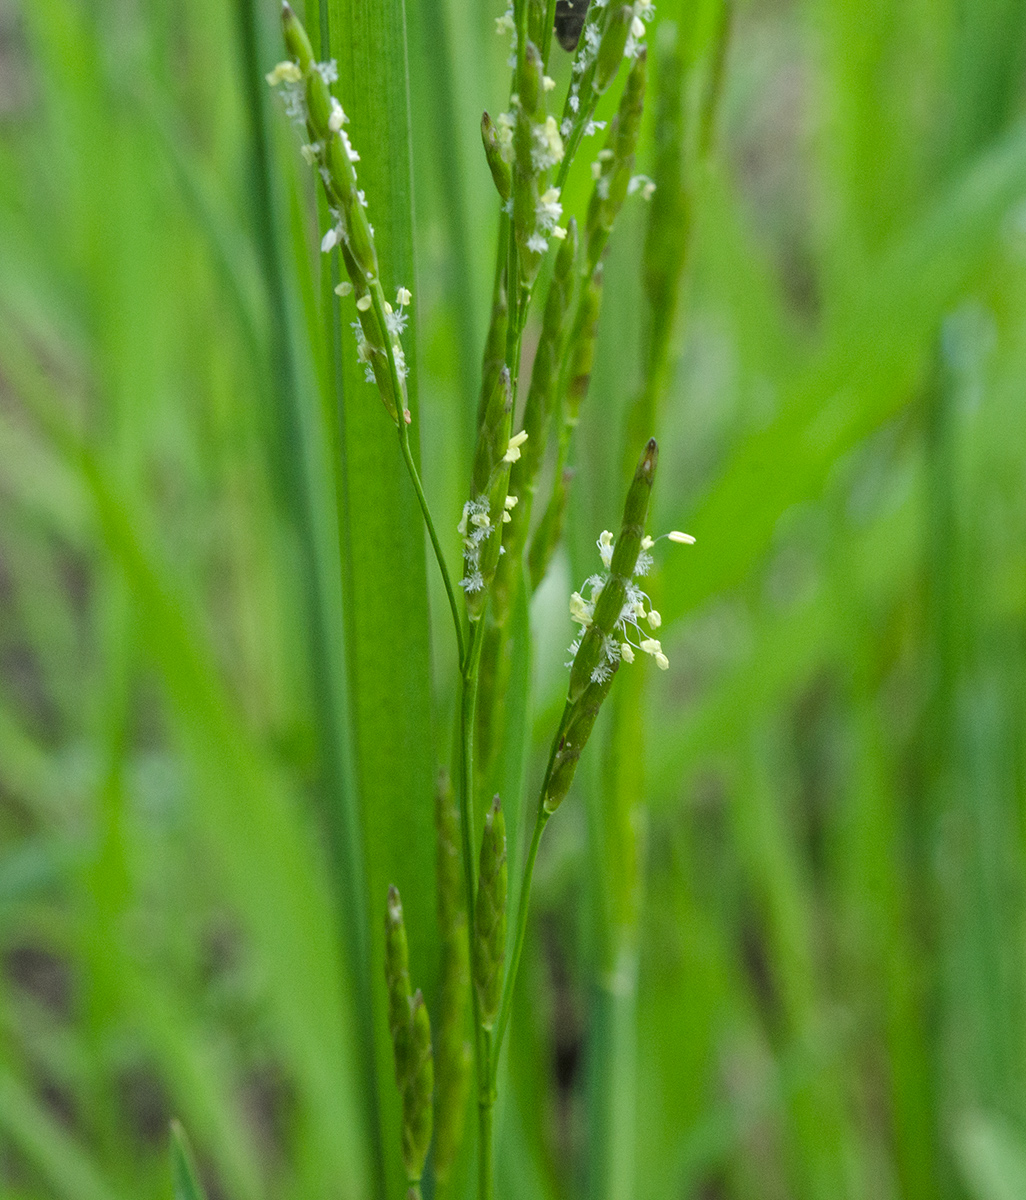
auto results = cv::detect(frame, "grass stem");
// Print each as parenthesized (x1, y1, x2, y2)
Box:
(490, 700, 570, 1077)
(396, 421, 466, 668)
(457, 616, 488, 1195)
(369, 285, 467, 667)
(478, 1028, 496, 1200)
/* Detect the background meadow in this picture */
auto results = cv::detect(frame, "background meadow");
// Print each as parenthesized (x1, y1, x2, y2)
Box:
(2, 1, 1026, 1199)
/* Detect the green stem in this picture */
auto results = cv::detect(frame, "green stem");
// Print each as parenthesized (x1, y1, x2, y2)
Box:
(369, 283, 466, 668)
(490, 700, 571, 1079)
(459, 618, 487, 908)
(457, 617, 489, 1199)
(556, 98, 600, 189)
(407, 1182, 424, 1200)
(492, 806, 548, 1081)
(479, 1027, 496, 1200)
(541, 0, 559, 68)
(396, 420, 466, 668)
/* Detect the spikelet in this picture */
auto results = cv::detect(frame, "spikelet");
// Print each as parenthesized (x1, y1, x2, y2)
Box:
(384, 887, 434, 1185)
(473, 797, 508, 1027)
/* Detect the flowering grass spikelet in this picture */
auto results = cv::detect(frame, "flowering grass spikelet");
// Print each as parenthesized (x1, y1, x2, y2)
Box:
(503, 430, 529, 463)
(271, 3, 414, 424)
(461, 367, 517, 617)
(564, 502, 694, 684)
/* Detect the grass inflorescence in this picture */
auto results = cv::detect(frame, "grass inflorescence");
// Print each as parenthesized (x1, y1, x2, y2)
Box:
(3, 2, 1026, 1200)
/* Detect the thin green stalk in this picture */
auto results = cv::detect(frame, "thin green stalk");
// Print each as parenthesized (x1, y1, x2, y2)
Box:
(491, 808, 549, 1081)
(556, 103, 599, 188)
(369, 285, 467, 667)
(479, 1027, 496, 1200)
(397, 422, 466, 668)
(541, 0, 559, 67)
(459, 618, 488, 905)
(490, 701, 571, 1076)
(457, 616, 489, 1193)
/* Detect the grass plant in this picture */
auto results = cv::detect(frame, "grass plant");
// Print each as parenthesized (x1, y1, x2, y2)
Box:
(2, 0, 1026, 1199)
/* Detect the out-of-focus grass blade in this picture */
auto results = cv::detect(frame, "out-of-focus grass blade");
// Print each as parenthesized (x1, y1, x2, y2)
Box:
(650, 491, 917, 802)
(27, 410, 371, 1199)
(956, 1113, 1026, 1200)
(128, 970, 264, 1200)
(0, 1066, 123, 1200)
(170, 1121, 208, 1200)
(662, 116, 1026, 623)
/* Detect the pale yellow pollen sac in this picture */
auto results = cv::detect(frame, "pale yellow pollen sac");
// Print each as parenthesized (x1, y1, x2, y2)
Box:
(504, 494, 519, 509)
(328, 100, 348, 132)
(502, 510, 512, 523)
(552, 226, 567, 240)
(543, 116, 565, 163)
(503, 430, 529, 463)
(668, 530, 696, 544)
(266, 61, 302, 86)
(334, 281, 353, 296)
(569, 592, 593, 627)
(620, 643, 635, 664)
(647, 609, 661, 629)
(356, 294, 373, 312)
(641, 535, 654, 550)
(640, 638, 661, 655)
(397, 286, 412, 306)
(654, 652, 670, 671)
(542, 75, 557, 91)
(597, 530, 614, 569)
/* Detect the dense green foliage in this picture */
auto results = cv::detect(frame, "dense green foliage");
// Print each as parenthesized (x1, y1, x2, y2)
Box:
(2, 0, 1026, 1199)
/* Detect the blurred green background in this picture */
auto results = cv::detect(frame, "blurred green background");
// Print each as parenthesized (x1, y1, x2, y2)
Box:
(2, 1, 1026, 1199)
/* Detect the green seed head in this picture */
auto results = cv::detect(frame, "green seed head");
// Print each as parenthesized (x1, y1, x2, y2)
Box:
(586, 47, 647, 270)
(528, 467, 572, 590)
(519, 40, 545, 118)
(281, 3, 314, 74)
(493, 217, 580, 620)
(527, 0, 549, 55)
(473, 796, 508, 1027)
(565, 261, 603, 427)
(481, 112, 513, 201)
(595, 7, 633, 94)
(305, 68, 332, 136)
(402, 989, 434, 1182)
(545, 671, 616, 812)
(385, 886, 413, 1081)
